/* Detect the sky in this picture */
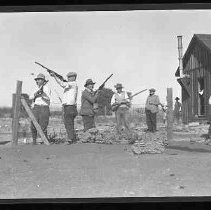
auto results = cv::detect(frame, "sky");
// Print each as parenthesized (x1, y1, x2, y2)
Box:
(1, 10, 211, 108)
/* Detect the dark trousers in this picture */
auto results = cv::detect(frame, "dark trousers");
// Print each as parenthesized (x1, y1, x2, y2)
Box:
(145, 109, 157, 132)
(82, 115, 95, 131)
(63, 105, 77, 141)
(31, 105, 50, 144)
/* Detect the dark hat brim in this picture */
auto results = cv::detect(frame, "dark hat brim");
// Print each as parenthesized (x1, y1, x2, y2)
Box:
(34, 78, 46, 81)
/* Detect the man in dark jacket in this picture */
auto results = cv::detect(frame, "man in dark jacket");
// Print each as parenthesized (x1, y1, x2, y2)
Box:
(80, 79, 100, 131)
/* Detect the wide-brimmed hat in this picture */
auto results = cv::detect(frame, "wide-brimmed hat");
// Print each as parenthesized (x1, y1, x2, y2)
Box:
(84, 79, 96, 87)
(67, 72, 77, 78)
(175, 97, 180, 100)
(34, 73, 47, 82)
(149, 88, 156, 92)
(114, 83, 123, 89)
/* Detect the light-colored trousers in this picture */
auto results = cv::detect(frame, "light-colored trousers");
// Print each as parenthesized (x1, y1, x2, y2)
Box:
(115, 107, 131, 134)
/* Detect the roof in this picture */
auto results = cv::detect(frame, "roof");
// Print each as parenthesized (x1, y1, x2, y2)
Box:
(195, 34, 211, 50)
(183, 34, 211, 67)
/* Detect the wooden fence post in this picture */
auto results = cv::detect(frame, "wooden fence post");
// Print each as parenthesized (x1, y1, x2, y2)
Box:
(104, 106, 107, 117)
(12, 81, 22, 145)
(167, 88, 173, 140)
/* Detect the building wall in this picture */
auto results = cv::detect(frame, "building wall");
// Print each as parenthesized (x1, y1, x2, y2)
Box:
(182, 41, 211, 122)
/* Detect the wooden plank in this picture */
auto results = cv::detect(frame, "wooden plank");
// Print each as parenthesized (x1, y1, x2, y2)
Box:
(12, 81, 22, 145)
(21, 98, 50, 145)
(167, 88, 173, 140)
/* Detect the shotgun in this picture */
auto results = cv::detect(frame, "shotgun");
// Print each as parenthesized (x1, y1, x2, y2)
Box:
(111, 88, 148, 112)
(35, 61, 67, 82)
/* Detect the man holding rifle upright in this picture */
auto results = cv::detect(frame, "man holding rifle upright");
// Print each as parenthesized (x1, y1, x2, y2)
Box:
(50, 71, 78, 144)
(80, 79, 100, 131)
(80, 74, 113, 131)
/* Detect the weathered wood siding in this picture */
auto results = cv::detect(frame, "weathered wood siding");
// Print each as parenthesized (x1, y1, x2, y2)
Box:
(182, 40, 211, 122)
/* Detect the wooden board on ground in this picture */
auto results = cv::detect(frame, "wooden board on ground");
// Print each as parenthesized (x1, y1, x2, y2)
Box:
(21, 98, 50, 145)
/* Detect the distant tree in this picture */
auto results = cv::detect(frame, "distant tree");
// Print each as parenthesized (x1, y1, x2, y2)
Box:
(97, 88, 114, 116)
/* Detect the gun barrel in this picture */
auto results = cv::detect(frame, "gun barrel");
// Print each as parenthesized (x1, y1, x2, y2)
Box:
(35, 61, 67, 82)
(128, 89, 148, 99)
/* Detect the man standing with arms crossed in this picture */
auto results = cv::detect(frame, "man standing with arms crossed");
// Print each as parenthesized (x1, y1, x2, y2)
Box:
(30, 73, 51, 145)
(51, 71, 78, 144)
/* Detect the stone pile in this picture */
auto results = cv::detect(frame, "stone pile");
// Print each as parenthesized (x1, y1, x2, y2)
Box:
(131, 130, 168, 154)
(76, 126, 134, 144)
(76, 126, 168, 155)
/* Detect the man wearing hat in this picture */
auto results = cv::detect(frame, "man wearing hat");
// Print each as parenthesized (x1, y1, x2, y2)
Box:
(111, 83, 131, 135)
(29, 73, 51, 144)
(80, 79, 100, 131)
(50, 71, 78, 144)
(145, 88, 163, 132)
(173, 97, 182, 124)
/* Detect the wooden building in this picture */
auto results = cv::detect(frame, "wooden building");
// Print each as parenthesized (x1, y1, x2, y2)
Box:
(175, 34, 211, 124)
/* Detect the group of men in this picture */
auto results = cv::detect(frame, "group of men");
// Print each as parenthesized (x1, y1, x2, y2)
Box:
(29, 71, 181, 145)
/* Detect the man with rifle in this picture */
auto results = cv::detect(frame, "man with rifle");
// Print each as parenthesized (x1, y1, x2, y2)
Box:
(80, 79, 101, 131)
(80, 74, 113, 131)
(111, 83, 132, 137)
(50, 71, 78, 144)
(29, 73, 51, 145)
(35, 62, 79, 144)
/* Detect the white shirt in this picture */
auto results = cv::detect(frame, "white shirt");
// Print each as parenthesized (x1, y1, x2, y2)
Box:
(209, 96, 211, 105)
(59, 81, 78, 105)
(111, 91, 130, 108)
(30, 85, 51, 106)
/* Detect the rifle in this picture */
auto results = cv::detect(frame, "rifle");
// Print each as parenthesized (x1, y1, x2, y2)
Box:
(92, 74, 113, 114)
(35, 61, 67, 82)
(111, 88, 148, 112)
(96, 74, 113, 92)
(33, 80, 48, 102)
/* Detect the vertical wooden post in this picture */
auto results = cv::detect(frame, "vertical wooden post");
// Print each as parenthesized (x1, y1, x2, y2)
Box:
(167, 88, 173, 140)
(12, 81, 22, 145)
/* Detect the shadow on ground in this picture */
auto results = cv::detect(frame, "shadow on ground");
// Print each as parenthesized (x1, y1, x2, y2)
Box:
(167, 141, 211, 153)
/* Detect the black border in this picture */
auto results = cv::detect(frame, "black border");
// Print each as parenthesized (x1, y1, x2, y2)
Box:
(1, 3, 211, 12)
(1, 1, 211, 208)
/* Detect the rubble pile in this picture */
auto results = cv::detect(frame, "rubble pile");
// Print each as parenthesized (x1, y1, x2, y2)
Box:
(131, 130, 167, 154)
(76, 126, 168, 153)
(76, 127, 128, 144)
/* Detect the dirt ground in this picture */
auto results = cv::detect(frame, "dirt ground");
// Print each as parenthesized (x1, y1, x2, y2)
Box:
(1, 117, 211, 198)
(0, 139, 211, 198)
